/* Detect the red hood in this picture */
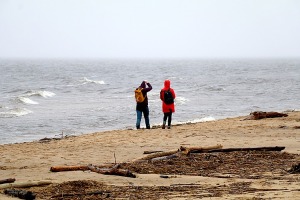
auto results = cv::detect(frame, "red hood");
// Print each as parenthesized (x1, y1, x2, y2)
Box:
(164, 79, 170, 89)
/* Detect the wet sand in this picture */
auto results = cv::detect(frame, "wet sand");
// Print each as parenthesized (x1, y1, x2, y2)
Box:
(0, 111, 299, 199)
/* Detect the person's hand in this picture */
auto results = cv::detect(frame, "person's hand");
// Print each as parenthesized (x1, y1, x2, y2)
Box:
(144, 80, 148, 84)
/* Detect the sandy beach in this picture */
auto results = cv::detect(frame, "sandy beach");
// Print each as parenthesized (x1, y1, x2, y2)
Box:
(0, 111, 299, 199)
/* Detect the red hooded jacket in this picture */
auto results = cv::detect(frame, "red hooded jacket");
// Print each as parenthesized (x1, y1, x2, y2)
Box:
(160, 79, 176, 113)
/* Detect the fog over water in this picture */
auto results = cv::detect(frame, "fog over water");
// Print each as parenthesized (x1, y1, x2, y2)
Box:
(0, 0, 300, 59)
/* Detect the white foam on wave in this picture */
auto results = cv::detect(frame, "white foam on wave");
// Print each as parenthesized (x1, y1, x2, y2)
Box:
(83, 77, 105, 85)
(152, 116, 216, 127)
(18, 97, 39, 105)
(175, 96, 189, 105)
(39, 91, 56, 98)
(25, 90, 56, 98)
(0, 108, 33, 118)
(187, 116, 216, 123)
(174, 116, 216, 125)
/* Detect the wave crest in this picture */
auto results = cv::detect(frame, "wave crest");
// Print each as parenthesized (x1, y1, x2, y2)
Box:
(175, 97, 189, 105)
(83, 77, 105, 85)
(24, 90, 56, 98)
(18, 97, 39, 105)
(0, 108, 33, 118)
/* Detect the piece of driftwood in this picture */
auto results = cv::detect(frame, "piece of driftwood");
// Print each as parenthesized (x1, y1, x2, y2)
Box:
(151, 154, 178, 161)
(188, 146, 285, 154)
(0, 178, 16, 184)
(180, 144, 223, 155)
(243, 111, 288, 120)
(132, 150, 179, 162)
(50, 165, 89, 172)
(4, 189, 36, 200)
(50, 164, 115, 172)
(88, 164, 136, 178)
(288, 163, 300, 174)
(0, 180, 52, 189)
(143, 150, 164, 154)
(134, 145, 224, 162)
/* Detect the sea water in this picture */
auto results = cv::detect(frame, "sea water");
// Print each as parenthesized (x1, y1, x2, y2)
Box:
(0, 58, 299, 144)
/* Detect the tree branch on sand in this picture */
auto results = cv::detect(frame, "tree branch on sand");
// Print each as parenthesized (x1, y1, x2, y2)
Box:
(0, 178, 16, 185)
(50, 164, 136, 178)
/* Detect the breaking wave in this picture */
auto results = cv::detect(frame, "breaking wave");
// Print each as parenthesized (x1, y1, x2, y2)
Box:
(24, 90, 56, 98)
(0, 108, 33, 118)
(176, 116, 216, 125)
(175, 96, 189, 105)
(18, 97, 39, 105)
(82, 77, 105, 85)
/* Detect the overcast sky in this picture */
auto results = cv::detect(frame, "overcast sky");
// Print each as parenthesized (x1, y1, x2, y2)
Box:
(0, 0, 300, 59)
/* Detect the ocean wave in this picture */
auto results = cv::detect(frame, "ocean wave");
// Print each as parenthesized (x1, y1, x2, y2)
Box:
(186, 116, 216, 123)
(174, 116, 216, 125)
(82, 77, 105, 85)
(152, 116, 216, 127)
(0, 108, 33, 118)
(206, 85, 226, 91)
(175, 96, 189, 105)
(24, 90, 56, 98)
(18, 97, 39, 105)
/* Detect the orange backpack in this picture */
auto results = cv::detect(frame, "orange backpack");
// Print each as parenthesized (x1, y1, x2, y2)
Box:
(135, 87, 145, 103)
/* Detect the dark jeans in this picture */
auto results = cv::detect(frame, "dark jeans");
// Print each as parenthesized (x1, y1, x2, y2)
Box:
(136, 106, 150, 129)
(163, 112, 172, 127)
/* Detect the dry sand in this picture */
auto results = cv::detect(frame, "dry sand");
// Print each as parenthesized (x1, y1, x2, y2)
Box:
(0, 111, 299, 199)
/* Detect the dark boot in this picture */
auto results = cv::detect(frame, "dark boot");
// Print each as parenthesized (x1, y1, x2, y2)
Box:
(162, 121, 166, 129)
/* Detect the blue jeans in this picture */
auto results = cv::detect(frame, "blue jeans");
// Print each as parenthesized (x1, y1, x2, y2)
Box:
(136, 106, 150, 129)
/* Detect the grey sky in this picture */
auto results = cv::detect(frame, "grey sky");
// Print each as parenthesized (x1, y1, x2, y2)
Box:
(0, 0, 300, 59)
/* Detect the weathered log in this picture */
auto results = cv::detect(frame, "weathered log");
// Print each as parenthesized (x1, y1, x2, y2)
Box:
(180, 144, 223, 155)
(0, 178, 16, 184)
(50, 164, 115, 172)
(143, 150, 164, 154)
(244, 111, 288, 120)
(0, 180, 52, 189)
(132, 150, 178, 162)
(50, 165, 89, 172)
(151, 154, 178, 161)
(87, 164, 136, 178)
(134, 145, 223, 162)
(189, 146, 285, 153)
(4, 189, 36, 200)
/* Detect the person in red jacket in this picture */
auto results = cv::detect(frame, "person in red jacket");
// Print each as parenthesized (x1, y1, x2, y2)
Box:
(160, 79, 176, 129)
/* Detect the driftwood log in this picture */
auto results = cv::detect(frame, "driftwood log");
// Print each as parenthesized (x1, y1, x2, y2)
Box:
(132, 150, 179, 162)
(4, 189, 36, 200)
(143, 150, 164, 154)
(50, 165, 89, 172)
(244, 111, 288, 120)
(87, 164, 136, 178)
(133, 145, 223, 162)
(151, 154, 178, 161)
(50, 164, 135, 178)
(180, 144, 223, 155)
(186, 146, 285, 154)
(0, 178, 16, 184)
(0, 180, 52, 189)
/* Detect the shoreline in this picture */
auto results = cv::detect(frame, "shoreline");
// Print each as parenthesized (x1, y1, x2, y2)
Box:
(2, 109, 297, 146)
(1, 111, 299, 199)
